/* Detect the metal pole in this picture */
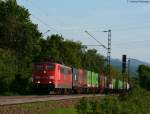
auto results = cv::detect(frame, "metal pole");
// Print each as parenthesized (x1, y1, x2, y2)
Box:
(128, 59, 130, 85)
(107, 29, 111, 88)
(85, 30, 112, 89)
(103, 29, 111, 89)
(43, 30, 50, 36)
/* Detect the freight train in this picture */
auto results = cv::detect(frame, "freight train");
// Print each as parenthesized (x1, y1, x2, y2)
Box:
(32, 61, 130, 94)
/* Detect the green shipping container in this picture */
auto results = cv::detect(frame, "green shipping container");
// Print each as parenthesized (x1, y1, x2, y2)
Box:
(112, 79, 116, 89)
(87, 70, 92, 87)
(96, 73, 99, 87)
(115, 79, 119, 89)
(118, 80, 123, 89)
(91, 72, 99, 87)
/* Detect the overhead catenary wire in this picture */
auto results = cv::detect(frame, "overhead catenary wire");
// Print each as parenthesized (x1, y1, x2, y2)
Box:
(30, 14, 150, 46)
(31, 14, 62, 36)
(18, 0, 150, 48)
(113, 39, 150, 46)
(20, 0, 150, 35)
(58, 23, 150, 33)
(85, 30, 107, 49)
(83, 39, 150, 48)
(22, 0, 150, 36)
(24, 0, 49, 17)
(22, 0, 62, 36)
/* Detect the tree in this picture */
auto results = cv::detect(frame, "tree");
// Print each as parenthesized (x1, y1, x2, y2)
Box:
(60, 39, 83, 68)
(82, 49, 105, 72)
(38, 34, 64, 62)
(39, 34, 83, 68)
(0, 49, 17, 94)
(0, 0, 42, 94)
(0, 0, 42, 56)
(138, 65, 150, 91)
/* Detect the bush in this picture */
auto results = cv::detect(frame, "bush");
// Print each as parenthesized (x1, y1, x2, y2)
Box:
(76, 85, 150, 114)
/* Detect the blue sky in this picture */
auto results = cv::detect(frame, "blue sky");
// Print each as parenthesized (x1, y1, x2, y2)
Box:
(18, 0, 150, 63)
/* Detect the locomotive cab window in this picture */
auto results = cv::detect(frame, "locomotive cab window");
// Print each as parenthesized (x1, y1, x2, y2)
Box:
(68, 69, 71, 75)
(36, 64, 43, 71)
(60, 67, 64, 73)
(64, 68, 69, 80)
(47, 64, 55, 70)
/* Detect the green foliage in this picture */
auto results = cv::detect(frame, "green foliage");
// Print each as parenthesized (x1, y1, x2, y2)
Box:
(60, 39, 83, 68)
(38, 35, 105, 71)
(0, 49, 33, 94)
(0, 0, 41, 51)
(76, 85, 150, 114)
(0, 49, 17, 93)
(38, 35, 84, 68)
(138, 65, 150, 90)
(39, 35, 63, 61)
(76, 97, 89, 114)
(0, 0, 41, 94)
(82, 49, 105, 72)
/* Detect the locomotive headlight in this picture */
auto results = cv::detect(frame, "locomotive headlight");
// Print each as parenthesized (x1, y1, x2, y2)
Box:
(49, 81, 52, 84)
(44, 70, 46, 74)
(49, 76, 54, 79)
(37, 81, 40, 83)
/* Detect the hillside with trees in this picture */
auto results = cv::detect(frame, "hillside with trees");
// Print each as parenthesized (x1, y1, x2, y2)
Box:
(111, 58, 150, 77)
(0, 0, 111, 95)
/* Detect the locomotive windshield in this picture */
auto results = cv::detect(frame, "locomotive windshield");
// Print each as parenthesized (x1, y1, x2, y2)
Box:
(36, 64, 43, 71)
(47, 64, 55, 70)
(35, 63, 54, 72)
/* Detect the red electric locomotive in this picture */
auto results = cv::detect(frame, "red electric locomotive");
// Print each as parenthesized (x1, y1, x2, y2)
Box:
(33, 62, 72, 94)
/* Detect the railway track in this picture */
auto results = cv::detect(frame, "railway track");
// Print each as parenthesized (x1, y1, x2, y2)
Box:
(0, 94, 105, 106)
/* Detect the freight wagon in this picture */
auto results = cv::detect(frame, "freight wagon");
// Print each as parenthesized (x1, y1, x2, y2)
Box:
(99, 75, 107, 93)
(72, 68, 85, 93)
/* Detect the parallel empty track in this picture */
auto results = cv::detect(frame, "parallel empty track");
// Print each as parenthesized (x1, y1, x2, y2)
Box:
(0, 94, 105, 106)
